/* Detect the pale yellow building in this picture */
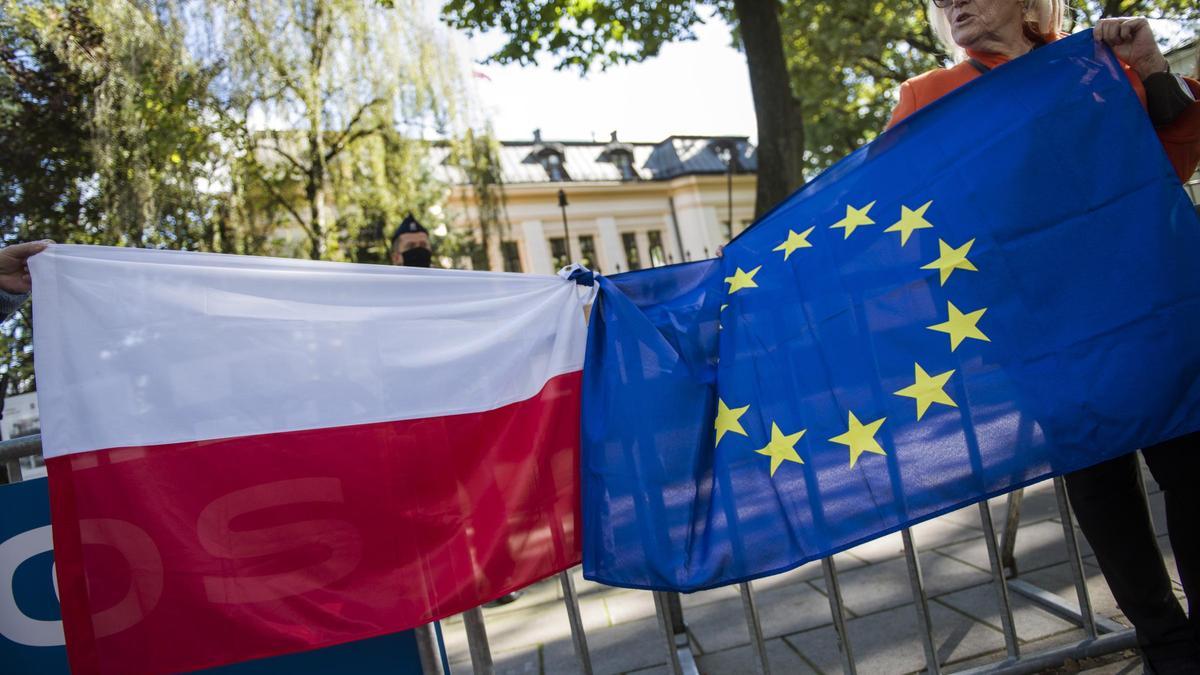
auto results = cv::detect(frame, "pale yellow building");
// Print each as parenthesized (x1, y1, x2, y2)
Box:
(434, 131, 758, 275)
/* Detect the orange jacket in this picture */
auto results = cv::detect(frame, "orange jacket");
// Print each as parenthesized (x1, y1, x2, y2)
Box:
(887, 39, 1200, 183)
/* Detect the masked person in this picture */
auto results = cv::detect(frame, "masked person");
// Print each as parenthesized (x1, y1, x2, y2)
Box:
(389, 214, 434, 268)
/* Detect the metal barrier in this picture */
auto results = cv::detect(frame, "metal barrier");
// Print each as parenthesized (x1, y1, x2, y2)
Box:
(1, 435, 1143, 674)
(1183, 174, 1200, 206)
(0, 433, 39, 484)
(440, 474, 1141, 674)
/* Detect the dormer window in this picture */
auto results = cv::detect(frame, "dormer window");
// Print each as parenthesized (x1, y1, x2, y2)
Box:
(542, 151, 568, 182)
(612, 151, 636, 180)
(600, 131, 638, 181)
(525, 129, 570, 182)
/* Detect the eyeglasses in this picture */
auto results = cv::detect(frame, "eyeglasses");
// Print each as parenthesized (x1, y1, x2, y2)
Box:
(931, 0, 954, 7)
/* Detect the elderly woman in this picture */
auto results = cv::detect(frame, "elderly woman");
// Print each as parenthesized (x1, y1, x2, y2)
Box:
(890, 2, 1198, 180)
(889, 2, 1200, 672)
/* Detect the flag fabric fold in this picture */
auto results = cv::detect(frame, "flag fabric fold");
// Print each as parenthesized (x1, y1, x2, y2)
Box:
(31, 246, 587, 674)
(581, 31, 1200, 592)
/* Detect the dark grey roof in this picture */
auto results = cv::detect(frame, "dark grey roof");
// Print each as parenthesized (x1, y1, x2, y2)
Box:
(432, 135, 757, 186)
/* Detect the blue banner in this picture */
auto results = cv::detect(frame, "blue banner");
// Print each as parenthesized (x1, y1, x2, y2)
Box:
(582, 31, 1200, 592)
(0, 478, 438, 674)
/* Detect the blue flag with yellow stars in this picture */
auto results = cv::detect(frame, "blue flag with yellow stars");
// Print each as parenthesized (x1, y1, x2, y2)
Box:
(580, 31, 1200, 592)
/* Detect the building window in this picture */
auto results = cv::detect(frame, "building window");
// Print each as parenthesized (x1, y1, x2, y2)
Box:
(613, 151, 637, 181)
(647, 230, 667, 268)
(549, 237, 569, 270)
(578, 235, 600, 273)
(601, 132, 638, 181)
(543, 152, 568, 182)
(501, 241, 522, 273)
(622, 232, 642, 271)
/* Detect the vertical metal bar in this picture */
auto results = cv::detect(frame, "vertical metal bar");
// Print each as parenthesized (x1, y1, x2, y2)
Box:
(559, 571, 594, 675)
(1052, 476, 1098, 639)
(4, 459, 21, 483)
(653, 591, 685, 675)
(414, 623, 445, 675)
(739, 582, 771, 675)
(902, 528, 941, 675)
(462, 607, 495, 675)
(667, 197, 686, 262)
(665, 591, 687, 636)
(999, 488, 1024, 577)
(821, 557, 857, 675)
(558, 189, 574, 263)
(978, 501, 1020, 659)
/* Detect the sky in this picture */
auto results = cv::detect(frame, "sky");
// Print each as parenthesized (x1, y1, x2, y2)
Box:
(457, 17, 759, 145)
(451, 14, 1195, 147)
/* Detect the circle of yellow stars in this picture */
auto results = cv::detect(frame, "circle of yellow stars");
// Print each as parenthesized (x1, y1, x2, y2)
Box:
(716, 197, 991, 476)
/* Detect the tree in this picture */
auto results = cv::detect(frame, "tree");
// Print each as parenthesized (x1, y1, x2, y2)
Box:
(1, 0, 220, 393)
(0, 2, 99, 395)
(445, 127, 509, 270)
(328, 127, 448, 264)
(440, 0, 806, 217)
(781, 0, 943, 174)
(82, 0, 222, 250)
(215, 0, 456, 261)
(1086, 0, 1199, 21)
(0, 0, 486, 391)
(0, 1, 102, 246)
(782, 0, 1198, 175)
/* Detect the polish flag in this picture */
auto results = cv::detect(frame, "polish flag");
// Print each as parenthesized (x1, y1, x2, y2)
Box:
(30, 245, 587, 674)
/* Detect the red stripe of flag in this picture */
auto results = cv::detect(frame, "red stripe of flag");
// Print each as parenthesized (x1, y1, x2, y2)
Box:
(49, 372, 582, 674)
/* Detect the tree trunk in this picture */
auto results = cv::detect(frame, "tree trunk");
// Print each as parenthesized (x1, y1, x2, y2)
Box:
(306, 159, 324, 260)
(732, 0, 806, 216)
(305, 1, 327, 260)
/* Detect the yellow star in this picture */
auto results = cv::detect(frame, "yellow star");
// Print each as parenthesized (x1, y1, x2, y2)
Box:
(830, 201, 877, 239)
(714, 398, 750, 446)
(928, 301, 991, 351)
(894, 363, 958, 420)
(920, 238, 978, 286)
(773, 226, 815, 260)
(829, 411, 887, 468)
(724, 266, 761, 295)
(754, 422, 805, 476)
(884, 200, 934, 246)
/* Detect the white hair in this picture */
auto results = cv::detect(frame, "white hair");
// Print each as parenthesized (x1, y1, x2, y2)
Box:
(927, 0, 1067, 62)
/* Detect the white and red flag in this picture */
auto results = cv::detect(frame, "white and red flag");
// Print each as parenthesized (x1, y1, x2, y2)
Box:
(29, 245, 587, 674)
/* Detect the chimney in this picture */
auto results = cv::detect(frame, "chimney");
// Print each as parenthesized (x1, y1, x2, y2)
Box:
(533, 128, 542, 143)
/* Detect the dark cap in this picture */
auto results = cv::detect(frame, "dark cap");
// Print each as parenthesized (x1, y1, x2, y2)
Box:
(390, 213, 428, 246)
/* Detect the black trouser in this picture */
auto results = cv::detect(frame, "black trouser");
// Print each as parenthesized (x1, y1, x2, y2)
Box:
(1064, 432, 1200, 667)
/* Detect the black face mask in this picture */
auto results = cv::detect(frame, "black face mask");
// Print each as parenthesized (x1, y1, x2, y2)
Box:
(400, 247, 433, 268)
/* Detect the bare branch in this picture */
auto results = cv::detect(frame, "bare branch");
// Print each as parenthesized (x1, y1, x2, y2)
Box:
(265, 130, 309, 173)
(324, 98, 384, 162)
(247, 167, 314, 240)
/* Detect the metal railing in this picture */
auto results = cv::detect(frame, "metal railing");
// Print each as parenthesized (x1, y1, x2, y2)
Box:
(1184, 174, 1200, 206)
(0, 433, 39, 484)
(445, 471, 1140, 675)
(0, 435, 1141, 674)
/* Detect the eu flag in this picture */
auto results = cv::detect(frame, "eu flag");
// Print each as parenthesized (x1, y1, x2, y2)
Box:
(581, 31, 1200, 592)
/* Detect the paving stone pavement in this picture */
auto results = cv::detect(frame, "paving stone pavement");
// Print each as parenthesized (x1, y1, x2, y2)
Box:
(442, 474, 1180, 674)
